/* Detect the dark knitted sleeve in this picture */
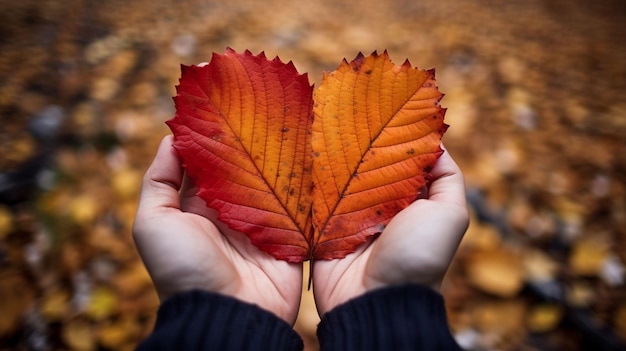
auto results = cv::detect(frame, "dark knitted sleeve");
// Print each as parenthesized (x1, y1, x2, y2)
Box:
(136, 290, 303, 351)
(317, 284, 461, 351)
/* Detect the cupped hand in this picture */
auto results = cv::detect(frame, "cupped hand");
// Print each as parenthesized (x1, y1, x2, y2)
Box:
(133, 135, 303, 324)
(312, 148, 469, 316)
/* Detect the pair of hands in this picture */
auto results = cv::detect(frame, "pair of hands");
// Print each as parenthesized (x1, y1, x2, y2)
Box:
(133, 135, 469, 325)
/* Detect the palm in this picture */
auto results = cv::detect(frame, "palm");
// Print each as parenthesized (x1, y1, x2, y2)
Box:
(312, 151, 468, 316)
(134, 137, 302, 325)
(180, 182, 303, 325)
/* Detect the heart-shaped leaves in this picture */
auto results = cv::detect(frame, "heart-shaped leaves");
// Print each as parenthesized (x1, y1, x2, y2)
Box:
(168, 49, 447, 262)
(310, 51, 447, 259)
(167, 49, 314, 262)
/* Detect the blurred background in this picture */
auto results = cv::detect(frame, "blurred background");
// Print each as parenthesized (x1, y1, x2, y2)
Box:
(1, 0, 625, 350)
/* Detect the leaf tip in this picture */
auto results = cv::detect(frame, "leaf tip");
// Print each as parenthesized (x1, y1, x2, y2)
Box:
(438, 93, 446, 105)
(349, 52, 366, 72)
(179, 63, 193, 76)
(256, 50, 268, 60)
(284, 59, 303, 77)
(440, 122, 450, 135)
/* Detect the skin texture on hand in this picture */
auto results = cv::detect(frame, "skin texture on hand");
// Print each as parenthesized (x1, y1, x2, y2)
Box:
(133, 135, 303, 325)
(134, 135, 468, 323)
(312, 148, 469, 316)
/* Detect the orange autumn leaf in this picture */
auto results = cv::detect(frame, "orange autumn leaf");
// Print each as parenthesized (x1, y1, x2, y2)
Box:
(168, 49, 446, 262)
(167, 49, 314, 262)
(310, 51, 446, 259)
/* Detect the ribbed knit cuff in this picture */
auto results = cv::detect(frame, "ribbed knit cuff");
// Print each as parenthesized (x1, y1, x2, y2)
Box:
(136, 290, 303, 351)
(317, 284, 460, 351)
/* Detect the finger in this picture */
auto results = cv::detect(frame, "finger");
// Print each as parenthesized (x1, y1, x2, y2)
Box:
(137, 135, 183, 213)
(426, 145, 467, 208)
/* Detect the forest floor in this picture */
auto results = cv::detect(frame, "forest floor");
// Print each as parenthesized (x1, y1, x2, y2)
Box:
(1, 0, 625, 350)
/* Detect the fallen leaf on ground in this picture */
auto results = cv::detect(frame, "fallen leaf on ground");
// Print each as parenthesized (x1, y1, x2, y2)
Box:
(466, 248, 524, 297)
(526, 303, 563, 333)
(62, 318, 95, 351)
(40, 287, 71, 321)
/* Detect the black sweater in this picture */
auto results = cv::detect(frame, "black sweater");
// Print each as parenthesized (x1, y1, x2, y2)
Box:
(136, 284, 461, 350)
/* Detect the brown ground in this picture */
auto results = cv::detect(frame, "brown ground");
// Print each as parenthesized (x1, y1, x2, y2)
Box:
(1, 0, 625, 350)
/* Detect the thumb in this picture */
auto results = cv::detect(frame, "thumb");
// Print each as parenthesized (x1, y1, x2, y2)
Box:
(136, 135, 183, 214)
(426, 146, 467, 209)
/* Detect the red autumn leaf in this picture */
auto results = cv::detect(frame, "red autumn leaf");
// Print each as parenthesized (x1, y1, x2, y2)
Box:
(168, 49, 447, 262)
(310, 51, 447, 259)
(167, 48, 314, 262)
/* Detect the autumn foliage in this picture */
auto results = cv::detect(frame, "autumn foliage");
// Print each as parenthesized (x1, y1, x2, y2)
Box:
(168, 48, 447, 262)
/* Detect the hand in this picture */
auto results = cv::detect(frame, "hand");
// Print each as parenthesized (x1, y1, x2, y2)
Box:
(312, 148, 469, 316)
(133, 135, 303, 324)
